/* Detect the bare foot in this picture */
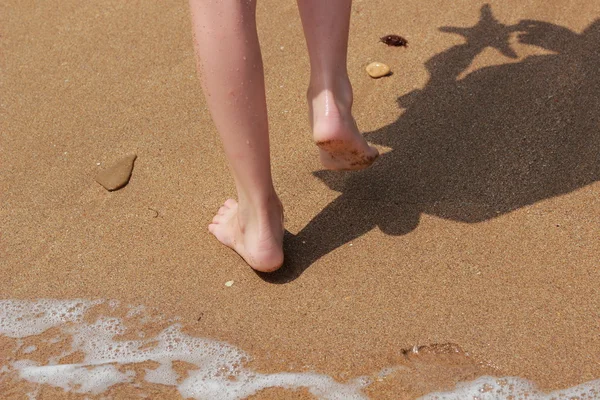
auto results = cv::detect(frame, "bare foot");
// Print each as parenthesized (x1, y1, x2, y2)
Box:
(208, 198, 284, 272)
(308, 83, 379, 170)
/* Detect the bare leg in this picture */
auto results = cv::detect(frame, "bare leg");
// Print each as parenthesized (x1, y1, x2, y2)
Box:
(189, 0, 283, 272)
(297, 0, 379, 170)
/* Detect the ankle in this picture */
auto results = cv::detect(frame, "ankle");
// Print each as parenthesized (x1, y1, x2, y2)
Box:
(237, 190, 281, 225)
(308, 75, 353, 111)
(307, 83, 353, 130)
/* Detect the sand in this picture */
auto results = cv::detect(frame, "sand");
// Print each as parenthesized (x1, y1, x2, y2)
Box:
(1, 0, 599, 398)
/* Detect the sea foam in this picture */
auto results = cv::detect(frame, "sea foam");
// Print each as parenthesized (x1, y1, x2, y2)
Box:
(1, 299, 599, 399)
(419, 375, 600, 399)
(0, 299, 369, 399)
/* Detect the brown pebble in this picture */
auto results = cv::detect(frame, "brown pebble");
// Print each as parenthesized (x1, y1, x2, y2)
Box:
(95, 154, 137, 191)
(366, 62, 391, 78)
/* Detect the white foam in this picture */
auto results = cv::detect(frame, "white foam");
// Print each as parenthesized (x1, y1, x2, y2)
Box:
(22, 345, 37, 354)
(2, 299, 599, 400)
(419, 375, 600, 400)
(0, 299, 101, 338)
(0, 299, 369, 399)
(13, 360, 134, 395)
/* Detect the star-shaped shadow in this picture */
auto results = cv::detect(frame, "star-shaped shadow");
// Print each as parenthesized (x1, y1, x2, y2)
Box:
(439, 4, 518, 59)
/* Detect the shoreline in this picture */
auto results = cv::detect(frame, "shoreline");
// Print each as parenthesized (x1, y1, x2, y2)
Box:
(2, 298, 599, 399)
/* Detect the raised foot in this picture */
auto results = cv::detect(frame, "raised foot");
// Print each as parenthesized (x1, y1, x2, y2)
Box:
(208, 199, 284, 273)
(313, 116, 379, 171)
(316, 139, 379, 171)
(308, 84, 379, 171)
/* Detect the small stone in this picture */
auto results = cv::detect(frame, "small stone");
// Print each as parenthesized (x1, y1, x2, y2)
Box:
(95, 154, 137, 191)
(366, 62, 391, 78)
(225, 280, 234, 287)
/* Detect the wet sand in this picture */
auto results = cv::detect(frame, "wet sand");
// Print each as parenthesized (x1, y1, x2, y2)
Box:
(1, 0, 599, 398)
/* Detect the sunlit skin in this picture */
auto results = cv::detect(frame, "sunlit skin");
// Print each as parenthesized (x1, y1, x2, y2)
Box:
(189, 0, 378, 272)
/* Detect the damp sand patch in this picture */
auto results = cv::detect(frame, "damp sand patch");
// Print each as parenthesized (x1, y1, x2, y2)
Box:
(0, 299, 369, 399)
(1, 299, 598, 399)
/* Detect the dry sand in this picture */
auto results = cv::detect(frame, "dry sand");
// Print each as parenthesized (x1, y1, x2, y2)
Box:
(1, 0, 599, 398)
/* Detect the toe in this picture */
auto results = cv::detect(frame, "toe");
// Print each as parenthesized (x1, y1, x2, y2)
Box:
(224, 199, 238, 208)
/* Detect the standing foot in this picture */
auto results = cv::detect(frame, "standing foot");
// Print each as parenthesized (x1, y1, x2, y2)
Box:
(208, 198, 284, 273)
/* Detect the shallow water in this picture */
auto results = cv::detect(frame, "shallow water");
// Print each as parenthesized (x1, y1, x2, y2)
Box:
(1, 299, 598, 399)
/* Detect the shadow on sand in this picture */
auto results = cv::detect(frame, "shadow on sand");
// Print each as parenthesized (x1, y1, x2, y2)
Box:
(262, 5, 599, 283)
